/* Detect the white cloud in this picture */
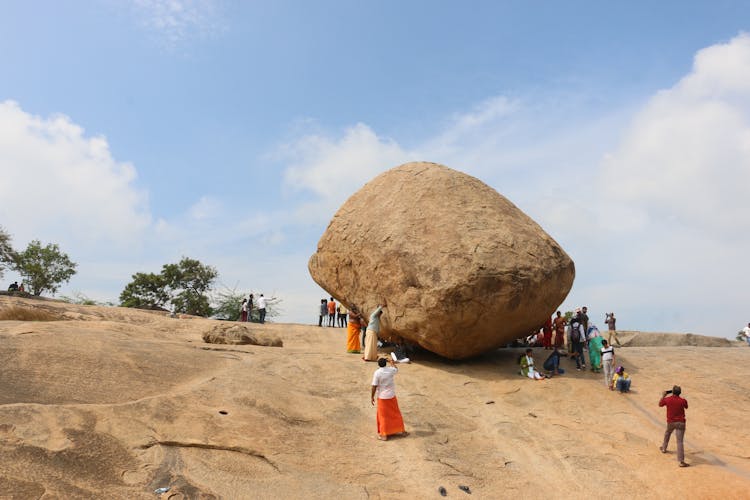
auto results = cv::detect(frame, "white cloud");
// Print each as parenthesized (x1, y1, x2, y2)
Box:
(275, 35, 750, 337)
(601, 33, 750, 237)
(0, 100, 151, 250)
(279, 123, 412, 221)
(129, 0, 225, 45)
(188, 195, 222, 220)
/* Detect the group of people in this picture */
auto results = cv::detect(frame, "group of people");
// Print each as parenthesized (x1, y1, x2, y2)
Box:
(318, 298, 348, 328)
(520, 307, 630, 391)
(359, 300, 690, 465)
(6, 281, 25, 293)
(239, 293, 276, 324)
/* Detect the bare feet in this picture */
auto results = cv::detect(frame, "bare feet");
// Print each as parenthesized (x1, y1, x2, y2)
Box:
(377, 435, 387, 441)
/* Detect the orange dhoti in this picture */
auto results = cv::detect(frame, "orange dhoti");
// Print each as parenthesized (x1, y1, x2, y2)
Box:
(346, 322, 361, 353)
(376, 397, 405, 437)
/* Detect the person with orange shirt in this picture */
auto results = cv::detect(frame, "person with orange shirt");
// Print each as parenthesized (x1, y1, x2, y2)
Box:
(327, 297, 337, 327)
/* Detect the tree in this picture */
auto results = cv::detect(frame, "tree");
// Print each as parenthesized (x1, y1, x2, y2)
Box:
(212, 285, 246, 321)
(163, 257, 217, 317)
(11, 240, 77, 296)
(0, 226, 13, 279)
(119, 272, 170, 309)
(119, 257, 218, 316)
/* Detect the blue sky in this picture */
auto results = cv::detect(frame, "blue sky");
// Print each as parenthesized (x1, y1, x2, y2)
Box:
(1, 1, 749, 338)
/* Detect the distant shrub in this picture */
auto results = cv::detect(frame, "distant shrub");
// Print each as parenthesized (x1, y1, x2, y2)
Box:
(0, 306, 61, 321)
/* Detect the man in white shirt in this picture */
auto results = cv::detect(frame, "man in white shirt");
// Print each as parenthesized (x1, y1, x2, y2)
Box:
(371, 357, 408, 441)
(256, 294, 277, 324)
(741, 323, 750, 346)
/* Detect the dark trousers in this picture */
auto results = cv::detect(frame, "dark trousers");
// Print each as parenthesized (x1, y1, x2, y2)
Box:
(572, 342, 584, 368)
(318, 315, 323, 327)
(259, 308, 266, 324)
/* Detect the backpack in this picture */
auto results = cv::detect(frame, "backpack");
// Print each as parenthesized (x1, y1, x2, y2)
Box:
(571, 322, 582, 342)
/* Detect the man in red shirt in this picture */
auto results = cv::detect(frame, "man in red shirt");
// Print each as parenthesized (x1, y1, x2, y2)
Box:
(659, 385, 689, 467)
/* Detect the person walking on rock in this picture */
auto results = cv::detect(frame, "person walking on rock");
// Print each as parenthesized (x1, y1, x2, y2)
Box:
(371, 357, 408, 441)
(659, 385, 689, 467)
(363, 304, 385, 361)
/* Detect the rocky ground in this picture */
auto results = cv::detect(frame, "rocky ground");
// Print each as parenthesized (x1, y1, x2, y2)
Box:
(0, 295, 748, 499)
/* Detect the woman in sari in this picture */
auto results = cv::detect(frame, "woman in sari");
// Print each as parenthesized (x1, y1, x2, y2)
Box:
(363, 304, 385, 361)
(588, 325, 603, 373)
(346, 308, 363, 354)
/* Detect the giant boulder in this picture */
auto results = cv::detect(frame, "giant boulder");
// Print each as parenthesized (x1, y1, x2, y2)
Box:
(308, 162, 574, 359)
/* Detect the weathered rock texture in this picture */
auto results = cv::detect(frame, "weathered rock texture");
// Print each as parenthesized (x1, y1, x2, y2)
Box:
(203, 324, 283, 347)
(308, 162, 575, 359)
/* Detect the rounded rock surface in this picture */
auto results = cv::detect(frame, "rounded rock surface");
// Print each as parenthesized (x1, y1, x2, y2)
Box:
(308, 162, 574, 359)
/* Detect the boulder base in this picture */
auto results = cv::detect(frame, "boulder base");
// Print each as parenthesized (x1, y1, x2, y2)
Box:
(309, 162, 574, 359)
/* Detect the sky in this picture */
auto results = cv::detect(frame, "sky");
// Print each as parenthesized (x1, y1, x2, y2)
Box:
(1, 1, 749, 338)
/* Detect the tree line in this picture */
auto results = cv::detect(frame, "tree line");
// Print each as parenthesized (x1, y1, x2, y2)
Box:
(1, 226, 279, 320)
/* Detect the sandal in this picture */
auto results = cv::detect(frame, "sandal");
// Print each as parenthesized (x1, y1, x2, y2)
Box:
(679, 462, 690, 467)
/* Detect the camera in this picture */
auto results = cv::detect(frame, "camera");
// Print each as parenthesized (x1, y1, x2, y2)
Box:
(665, 390, 672, 394)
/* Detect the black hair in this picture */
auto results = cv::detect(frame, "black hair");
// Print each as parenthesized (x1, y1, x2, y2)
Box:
(525, 348, 533, 354)
(378, 358, 387, 367)
(672, 385, 681, 396)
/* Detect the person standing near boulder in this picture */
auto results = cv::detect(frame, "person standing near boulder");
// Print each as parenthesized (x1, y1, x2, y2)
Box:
(659, 386, 689, 467)
(542, 316, 553, 349)
(318, 298, 327, 327)
(327, 297, 337, 327)
(371, 357, 408, 441)
(553, 311, 566, 349)
(338, 303, 348, 328)
(363, 304, 385, 361)
(346, 307, 363, 354)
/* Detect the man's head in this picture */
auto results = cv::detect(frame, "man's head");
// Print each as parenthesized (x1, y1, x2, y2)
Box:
(378, 358, 387, 367)
(582, 306, 588, 313)
(672, 385, 681, 396)
(602, 339, 609, 346)
(525, 348, 533, 355)
(556, 311, 561, 317)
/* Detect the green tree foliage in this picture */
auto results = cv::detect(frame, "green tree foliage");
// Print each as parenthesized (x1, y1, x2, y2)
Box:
(0, 226, 13, 279)
(120, 257, 218, 317)
(212, 286, 246, 321)
(11, 240, 77, 296)
(119, 272, 170, 310)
